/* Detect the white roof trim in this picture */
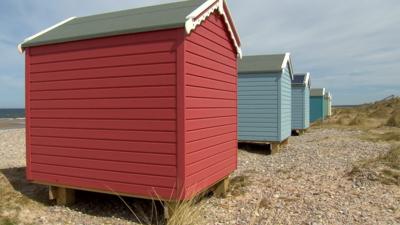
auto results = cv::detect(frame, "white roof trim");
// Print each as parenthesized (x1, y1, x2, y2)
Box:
(185, 0, 242, 58)
(304, 72, 311, 88)
(18, 17, 76, 54)
(281, 53, 290, 69)
(281, 52, 294, 80)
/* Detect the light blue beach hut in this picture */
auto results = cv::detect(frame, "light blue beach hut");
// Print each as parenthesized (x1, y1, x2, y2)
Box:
(238, 54, 294, 151)
(291, 73, 311, 132)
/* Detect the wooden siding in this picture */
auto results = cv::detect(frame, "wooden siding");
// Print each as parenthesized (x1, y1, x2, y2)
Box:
(279, 67, 291, 141)
(184, 12, 237, 197)
(238, 74, 280, 141)
(310, 96, 324, 122)
(26, 29, 181, 199)
(304, 88, 310, 128)
(292, 86, 310, 129)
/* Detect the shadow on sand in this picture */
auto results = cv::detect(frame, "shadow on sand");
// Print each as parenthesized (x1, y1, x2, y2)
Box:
(0, 167, 167, 224)
(238, 142, 272, 155)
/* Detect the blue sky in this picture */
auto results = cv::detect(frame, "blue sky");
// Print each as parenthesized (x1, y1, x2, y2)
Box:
(1, 0, 399, 108)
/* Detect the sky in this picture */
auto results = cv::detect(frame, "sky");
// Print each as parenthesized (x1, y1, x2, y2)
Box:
(0, 0, 399, 108)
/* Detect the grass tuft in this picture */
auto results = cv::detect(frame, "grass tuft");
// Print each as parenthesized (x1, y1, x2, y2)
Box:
(349, 145, 400, 186)
(387, 111, 400, 127)
(165, 199, 202, 225)
(0, 218, 19, 225)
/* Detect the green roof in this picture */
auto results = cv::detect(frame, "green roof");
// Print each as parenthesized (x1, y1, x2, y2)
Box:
(238, 54, 289, 74)
(310, 88, 326, 97)
(21, 0, 206, 48)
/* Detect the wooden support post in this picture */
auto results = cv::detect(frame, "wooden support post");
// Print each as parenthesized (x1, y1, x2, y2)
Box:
(214, 178, 229, 198)
(49, 186, 57, 200)
(270, 143, 280, 154)
(49, 186, 75, 205)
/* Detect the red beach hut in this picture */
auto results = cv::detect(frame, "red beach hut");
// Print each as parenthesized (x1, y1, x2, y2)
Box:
(19, 0, 241, 205)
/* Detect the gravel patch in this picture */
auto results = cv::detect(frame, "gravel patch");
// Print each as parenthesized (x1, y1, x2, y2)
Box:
(1, 128, 399, 225)
(0, 129, 26, 169)
(202, 128, 400, 225)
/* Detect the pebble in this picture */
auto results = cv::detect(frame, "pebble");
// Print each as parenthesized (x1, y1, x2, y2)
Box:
(1, 128, 399, 225)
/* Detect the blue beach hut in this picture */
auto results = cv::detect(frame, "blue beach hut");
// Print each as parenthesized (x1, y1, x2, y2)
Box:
(238, 54, 294, 151)
(291, 73, 311, 132)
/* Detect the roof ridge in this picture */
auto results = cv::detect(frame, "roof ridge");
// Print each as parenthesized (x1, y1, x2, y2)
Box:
(71, 0, 203, 25)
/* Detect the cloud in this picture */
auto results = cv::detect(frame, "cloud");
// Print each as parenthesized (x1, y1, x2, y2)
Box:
(0, 0, 399, 107)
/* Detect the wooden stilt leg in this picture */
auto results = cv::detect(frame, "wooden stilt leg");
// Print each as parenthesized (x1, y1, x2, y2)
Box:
(49, 186, 57, 200)
(51, 187, 75, 205)
(214, 178, 229, 198)
(270, 143, 280, 154)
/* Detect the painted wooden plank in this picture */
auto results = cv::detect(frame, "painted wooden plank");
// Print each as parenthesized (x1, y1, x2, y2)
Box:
(31, 40, 176, 64)
(31, 98, 176, 109)
(31, 109, 176, 120)
(186, 74, 236, 92)
(239, 108, 278, 114)
(186, 30, 236, 60)
(32, 153, 176, 176)
(31, 128, 176, 143)
(186, 41, 235, 68)
(186, 140, 236, 165)
(187, 148, 235, 176)
(30, 118, 176, 131)
(29, 28, 180, 56)
(187, 109, 236, 119)
(186, 116, 236, 131)
(31, 136, 176, 154)
(186, 124, 236, 142)
(238, 127, 278, 132)
(186, 132, 235, 153)
(30, 172, 176, 199)
(30, 75, 176, 91)
(186, 52, 236, 75)
(186, 64, 235, 84)
(31, 145, 176, 165)
(31, 163, 176, 188)
(31, 52, 176, 73)
(30, 86, 176, 100)
(30, 63, 176, 82)
(186, 86, 236, 99)
(186, 156, 236, 187)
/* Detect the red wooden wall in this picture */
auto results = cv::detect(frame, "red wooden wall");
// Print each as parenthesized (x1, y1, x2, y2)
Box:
(26, 29, 182, 199)
(25, 11, 238, 201)
(183, 12, 238, 198)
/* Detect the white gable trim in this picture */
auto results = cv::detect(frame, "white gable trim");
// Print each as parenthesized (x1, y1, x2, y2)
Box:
(185, 0, 242, 58)
(281, 52, 294, 80)
(18, 17, 76, 53)
(304, 72, 311, 88)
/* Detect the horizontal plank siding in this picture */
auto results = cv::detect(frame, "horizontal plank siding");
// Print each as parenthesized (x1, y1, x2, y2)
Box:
(304, 88, 310, 128)
(238, 73, 280, 141)
(279, 67, 292, 141)
(310, 96, 324, 122)
(30, 119, 176, 131)
(184, 12, 237, 198)
(291, 86, 310, 130)
(26, 29, 181, 199)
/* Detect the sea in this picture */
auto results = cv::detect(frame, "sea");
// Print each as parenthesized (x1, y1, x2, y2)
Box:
(0, 109, 25, 118)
